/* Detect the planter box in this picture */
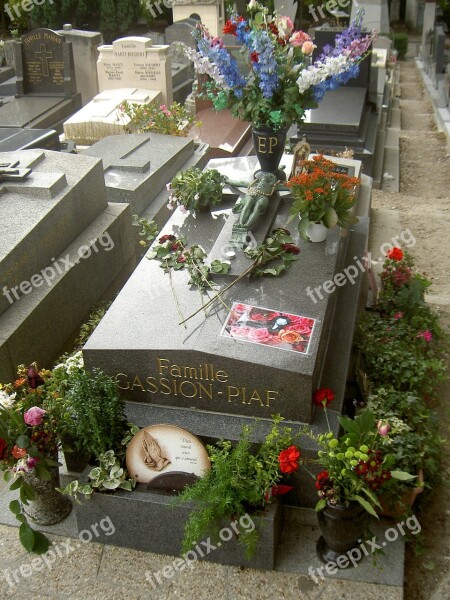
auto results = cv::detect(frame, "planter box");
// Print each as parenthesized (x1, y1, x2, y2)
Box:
(75, 485, 283, 570)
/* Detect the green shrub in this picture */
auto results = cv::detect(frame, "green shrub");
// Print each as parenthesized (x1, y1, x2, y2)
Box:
(392, 33, 408, 59)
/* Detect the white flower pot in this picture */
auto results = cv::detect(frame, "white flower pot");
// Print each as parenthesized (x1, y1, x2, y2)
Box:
(306, 222, 328, 243)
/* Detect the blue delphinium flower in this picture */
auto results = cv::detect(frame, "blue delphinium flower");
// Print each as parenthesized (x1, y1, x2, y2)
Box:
(251, 29, 279, 99)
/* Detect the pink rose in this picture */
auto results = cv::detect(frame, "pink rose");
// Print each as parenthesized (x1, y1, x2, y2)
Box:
(232, 303, 250, 314)
(289, 31, 311, 47)
(377, 420, 391, 437)
(24, 406, 46, 426)
(247, 329, 274, 344)
(276, 16, 294, 37)
(229, 326, 253, 339)
(302, 41, 315, 56)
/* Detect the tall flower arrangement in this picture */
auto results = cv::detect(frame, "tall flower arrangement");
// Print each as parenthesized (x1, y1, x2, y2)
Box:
(185, 3, 376, 130)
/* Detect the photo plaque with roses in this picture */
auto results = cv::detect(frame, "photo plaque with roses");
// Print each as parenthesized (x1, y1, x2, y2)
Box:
(221, 302, 316, 354)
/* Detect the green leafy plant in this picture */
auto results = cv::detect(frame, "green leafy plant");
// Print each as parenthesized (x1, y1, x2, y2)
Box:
(356, 311, 447, 398)
(392, 33, 408, 60)
(176, 415, 299, 557)
(363, 388, 444, 495)
(59, 448, 136, 501)
(75, 301, 112, 348)
(167, 167, 226, 214)
(245, 227, 301, 277)
(133, 214, 158, 249)
(61, 368, 128, 460)
(287, 155, 360, 239)
(118, 100, 198, 136)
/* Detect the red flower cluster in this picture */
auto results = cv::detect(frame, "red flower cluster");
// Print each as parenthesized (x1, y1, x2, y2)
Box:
(223, 16, 245, 36)
(386, 247, 404, 261)
(354, 449, 391, 490)
(313, 388, 335, 408)
(0, 438, 7, 460)
(278, 445, 301, 474)
(159, 234, 176, 244)
(315, 469, 333, 494)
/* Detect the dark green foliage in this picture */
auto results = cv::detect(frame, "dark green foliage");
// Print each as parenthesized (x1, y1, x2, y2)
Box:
(175, 417, 296, 558)
(392, 33, 408, 59)
(64, 369, 127, 459)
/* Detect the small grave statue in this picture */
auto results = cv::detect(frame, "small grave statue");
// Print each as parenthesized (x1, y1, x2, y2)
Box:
(289, 135, 310, 179)
(226, 171, 288, 247)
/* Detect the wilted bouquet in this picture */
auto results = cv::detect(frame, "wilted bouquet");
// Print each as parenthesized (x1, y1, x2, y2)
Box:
(185, 3, 376, 130)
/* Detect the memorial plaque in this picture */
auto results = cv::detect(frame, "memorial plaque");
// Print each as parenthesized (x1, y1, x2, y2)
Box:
(126, 424, 211, 487)
(21, 29, 66, 95)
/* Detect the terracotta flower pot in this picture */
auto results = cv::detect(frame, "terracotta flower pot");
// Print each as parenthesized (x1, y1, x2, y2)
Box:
(378, 469, 425, 518)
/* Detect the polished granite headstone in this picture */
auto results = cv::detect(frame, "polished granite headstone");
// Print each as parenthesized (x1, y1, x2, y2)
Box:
(84, 155, 368, 430)
(0, 29, 81, 133)
(0, 127, 60, 151)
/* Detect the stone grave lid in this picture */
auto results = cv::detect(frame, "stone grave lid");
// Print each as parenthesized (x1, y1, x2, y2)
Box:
(0, 127, 59, 152)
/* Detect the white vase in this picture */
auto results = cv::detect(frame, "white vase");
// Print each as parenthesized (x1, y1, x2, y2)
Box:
(306, 222, 328, 243)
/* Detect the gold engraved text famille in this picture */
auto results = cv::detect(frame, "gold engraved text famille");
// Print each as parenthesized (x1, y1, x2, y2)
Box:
(116, 358, 279, 409)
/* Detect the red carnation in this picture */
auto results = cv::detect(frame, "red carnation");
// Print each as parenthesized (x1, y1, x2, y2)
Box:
(282, 243, 300, 255)
(313, 388, 335, 408)
(278, 445, 300, 474)
(386, 247, 404, 261)
(0, 438, 7, 460)
(223, 17, 244, 36)
(159, 234, 176, 244)
(250, 51, 259, 63)
(315, 470, 332, 490)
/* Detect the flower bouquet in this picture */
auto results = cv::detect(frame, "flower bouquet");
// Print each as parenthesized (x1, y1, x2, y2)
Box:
(185, 3, 376, 131)
(0, 364, 71, 553)
(287, 155, 360, 240)
(307, 389, 415, 517)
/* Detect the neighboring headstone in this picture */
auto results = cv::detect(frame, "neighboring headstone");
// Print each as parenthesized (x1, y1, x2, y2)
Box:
(97, 36, 172, 105)
(64, 36, 173, 145)
(81, 132, 207, 215)
(63, 87, 162, 145)
(0, 127, 60, 152)
(274, 0, 298, 22)
(0, 29, 82, 133)
(350, 0, 390, 33)
(15, 28, 77, 96)
(172, 0, 225, 37)
(57, 24, 103, 106)
(0, 149, 135, 383)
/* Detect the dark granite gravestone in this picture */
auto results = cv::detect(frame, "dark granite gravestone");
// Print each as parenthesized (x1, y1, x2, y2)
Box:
(83, 154, 369, 426)
(0, 127, 60, 151)
(0, 29, 81, 134)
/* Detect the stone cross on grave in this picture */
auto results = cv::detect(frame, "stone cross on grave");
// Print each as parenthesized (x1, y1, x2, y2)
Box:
(0, 161, 31, 181)
(35, 44, 53, 77)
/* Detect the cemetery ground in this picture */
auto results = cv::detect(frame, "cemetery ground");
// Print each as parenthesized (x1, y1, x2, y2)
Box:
(0, 44, 449, 600)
